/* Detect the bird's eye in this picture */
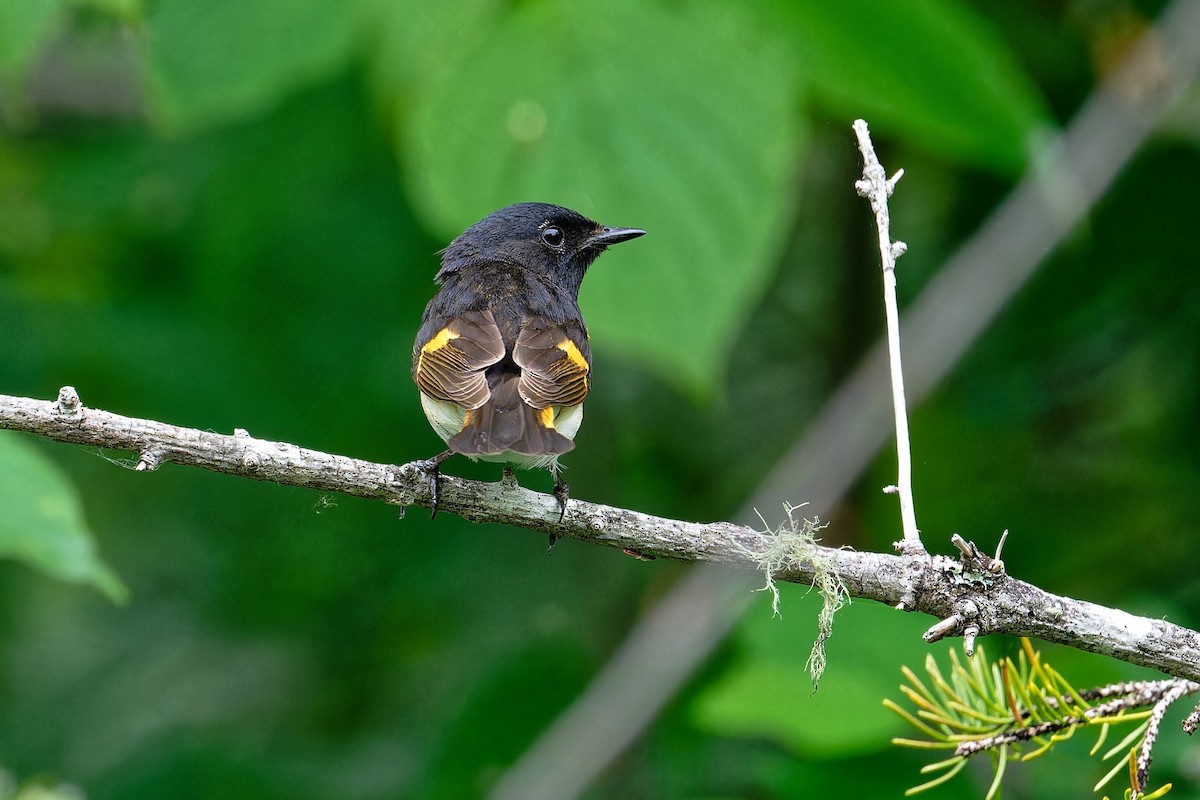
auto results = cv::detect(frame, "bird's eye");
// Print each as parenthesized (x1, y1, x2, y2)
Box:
(541, 226, 564, 248)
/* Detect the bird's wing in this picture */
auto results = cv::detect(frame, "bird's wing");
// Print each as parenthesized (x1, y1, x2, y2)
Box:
(513, 317, 591, 409)
(413, 309, 505, 409)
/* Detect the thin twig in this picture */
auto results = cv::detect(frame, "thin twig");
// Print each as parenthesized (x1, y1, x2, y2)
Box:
(854, 119, 922, 555)
(1136, 681, 1193, 791)
(954, 679, 1199, 758)
(1183, 703, 1200, 735)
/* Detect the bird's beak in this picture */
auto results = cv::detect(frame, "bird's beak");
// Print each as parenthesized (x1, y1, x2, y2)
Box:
(586, 226, 646, 248)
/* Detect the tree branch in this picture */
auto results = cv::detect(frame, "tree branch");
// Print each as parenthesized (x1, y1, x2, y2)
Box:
(4, 385, 1200, 683)
(490, 2, 1200, 794)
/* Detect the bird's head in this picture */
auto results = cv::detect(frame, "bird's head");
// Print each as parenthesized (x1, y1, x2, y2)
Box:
(437, 202, 645, 293)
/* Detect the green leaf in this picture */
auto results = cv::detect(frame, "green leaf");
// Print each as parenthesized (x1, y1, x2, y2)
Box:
(402, 0, 803, 395)
(691, 591, 929, 757)
(364, 0, 501, 101)
(143, 0, 359, 134)
(0, 0, 64, 76)
(0, 433, 127, 603)
(776, 0, 1053, 174)
(74, 0, 143, 20)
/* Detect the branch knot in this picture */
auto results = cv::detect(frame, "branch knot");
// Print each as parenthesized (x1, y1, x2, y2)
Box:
(55, 385, 82, 419)
(135, 449, 165, 471)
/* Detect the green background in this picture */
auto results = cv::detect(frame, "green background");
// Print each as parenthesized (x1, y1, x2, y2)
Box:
(2, 0, 1198, 797)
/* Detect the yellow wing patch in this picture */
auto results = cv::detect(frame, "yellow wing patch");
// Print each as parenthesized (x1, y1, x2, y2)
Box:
(538, 406, 557, 430)
(416, 327, 457, 376)
(414, 317, 505, 409)
(421, 327, 460, 355)
(511, 321, 590, 410)
(556, 339, 589, 373)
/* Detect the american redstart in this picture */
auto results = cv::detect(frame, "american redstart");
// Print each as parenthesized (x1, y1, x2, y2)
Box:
(412, 202, 645, 520)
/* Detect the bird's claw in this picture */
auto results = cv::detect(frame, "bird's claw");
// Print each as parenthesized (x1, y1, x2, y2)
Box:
(545, 479, 570, 555)
(416, 451, 453, 519)
(553, 479, 570, 524)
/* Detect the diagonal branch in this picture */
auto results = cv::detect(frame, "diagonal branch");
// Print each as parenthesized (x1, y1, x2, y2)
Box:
(4, 385, 1200, 686)
(489, 2, 1200, 796)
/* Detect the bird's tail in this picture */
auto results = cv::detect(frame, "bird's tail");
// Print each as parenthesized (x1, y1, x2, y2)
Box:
(448, 375, 575, 457)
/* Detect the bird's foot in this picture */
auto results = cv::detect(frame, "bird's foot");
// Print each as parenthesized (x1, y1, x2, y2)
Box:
(545, 478, 570, 554)
(553, 479, 570, 524)
(500, 466, 519, 489)
(416, 450, 453, 519)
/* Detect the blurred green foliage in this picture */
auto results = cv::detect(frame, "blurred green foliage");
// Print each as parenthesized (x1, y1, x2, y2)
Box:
(0, 432, 126, 602)
(1, 0, 1198, 798)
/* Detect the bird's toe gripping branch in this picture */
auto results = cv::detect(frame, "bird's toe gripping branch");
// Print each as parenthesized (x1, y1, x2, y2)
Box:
(541, 478, 570, 554)
(553, 479, 570, 524)
(415, 450, 454, 519)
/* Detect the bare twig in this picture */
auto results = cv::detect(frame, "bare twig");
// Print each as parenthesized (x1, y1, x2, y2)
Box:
(1136, 681, 1193, 792)
(1183, 703, 1200, 735)
(853, 119, 922, 556)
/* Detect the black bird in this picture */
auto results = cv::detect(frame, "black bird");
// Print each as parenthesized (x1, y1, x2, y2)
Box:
(412, 202, 645, 521)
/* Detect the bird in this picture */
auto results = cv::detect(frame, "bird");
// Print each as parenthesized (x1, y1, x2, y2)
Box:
(411, 202, 645, 523)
